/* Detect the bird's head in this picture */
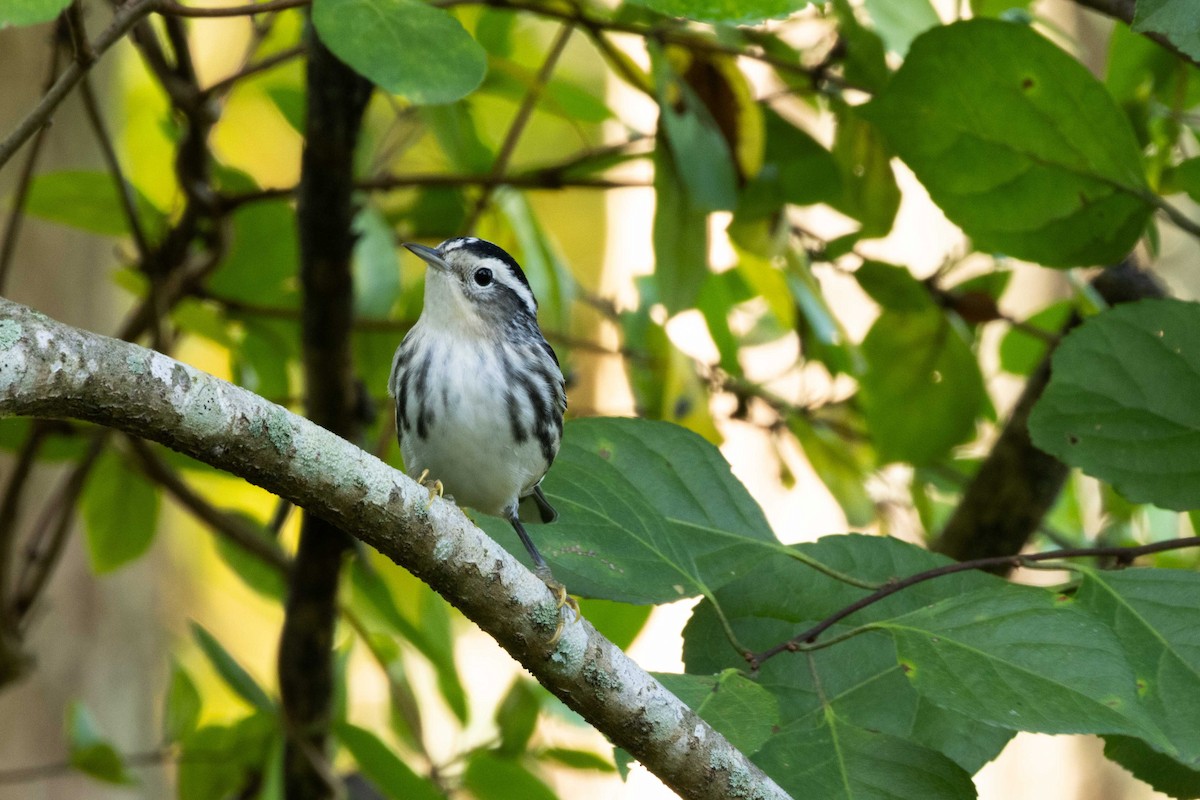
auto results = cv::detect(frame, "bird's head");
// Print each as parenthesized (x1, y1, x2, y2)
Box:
(404, 237, 538, 334)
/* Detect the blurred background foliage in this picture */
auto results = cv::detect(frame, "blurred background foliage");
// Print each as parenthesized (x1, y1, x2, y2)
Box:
(1, 0, 1200, 797)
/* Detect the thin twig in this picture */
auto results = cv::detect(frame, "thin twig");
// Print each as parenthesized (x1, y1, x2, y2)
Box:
(78, 74, 152, 259)
(1150, 193, 1200, 240)
(10, 433, 110, 627)
(204, 44, 306, 96)
(748, 536, 1200, 669)
(159, 0, 309, 16)
(0, 749, 173, 786)
(126, 437, 291, 571)
(0, 36, 62, 293)
(466, 21, 577, 231)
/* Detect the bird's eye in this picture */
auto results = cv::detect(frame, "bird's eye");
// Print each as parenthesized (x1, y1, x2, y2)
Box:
(473, 268, 493, 287)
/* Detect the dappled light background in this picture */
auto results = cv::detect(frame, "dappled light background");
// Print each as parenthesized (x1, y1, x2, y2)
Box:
(0, 0, 1196, 797)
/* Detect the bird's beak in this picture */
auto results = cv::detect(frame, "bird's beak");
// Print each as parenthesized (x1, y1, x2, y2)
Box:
(403, 242, 451, 273)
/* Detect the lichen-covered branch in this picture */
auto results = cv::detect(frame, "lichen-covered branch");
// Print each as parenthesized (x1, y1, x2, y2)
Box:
(0, 298, 790, 800)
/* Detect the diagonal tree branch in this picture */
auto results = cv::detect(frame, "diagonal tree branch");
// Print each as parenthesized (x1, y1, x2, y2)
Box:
(0, 296, 790, 800)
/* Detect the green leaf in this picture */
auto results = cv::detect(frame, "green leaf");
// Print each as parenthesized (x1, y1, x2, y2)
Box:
(652, 146, 710, 314)
(22, 170, 164, 239)
(860, 308, 985, 465)
(352, 205, 401, 319)
(335, 723, 442, 800)
(495, 680, 541, 757)
(232, 318, 294, 401)
(492, 418, 779, 604)
(880, 583, 1175, 754)
(164, 659, 203, 743)
(81, 451, 160, 573)
(423, 103, 493, 172)
(67, 703, 136, 785)
(625, 0, 804, 24)
(482, 66, 612, 124)
(1075, 568, 1200, 765)
(854, 261, 935, 313)
(179, 715, 275, 800)
(862, 0, 940, 55)
(653, 50, 738, 212)
(830, 105, 900, 238)
(575, 598, 652, 651)
(866, 19, 1153, 266)
(1168, 157, 1200, 204)
(832, 0, 890, 92)
(190, 622, 274, 713)
(255, 736, 285, 800)
(1133, 0, 1200, 64)
(0, 0, 71, 27)
(753, 109, 843, 209)
(348, 559, 469, 723)
(462, 751, 556, 800)
(263, 85, 305, 134)
(1028, 298, 1200, 510)
(211, 513, 287, 601)
(1105, 735, 1200, 798)
(312, 0, 486, 104)
(789, 416, 875, 527)
(970, 0, 1033, 16)
(209, 193, 298, 305)
(683, 535, 1012, 773)
(656, 670, 778, 756)
(756, 716, 976, 800)
(540, 747, 616, 772)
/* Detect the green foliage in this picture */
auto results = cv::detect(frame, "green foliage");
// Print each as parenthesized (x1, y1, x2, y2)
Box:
(312, 0, 486, 104)
(9, 1, 1200, 799)
(22, 170, 164, 239)
(626, 0, 805, 25)
(163, 659, 203, 744)
(1030, 299, 1200, 510)
(178, 714, 276, 800)
(655, 670, 778, 755)
(335, 722, 442, 800)
(1133, 0, 1200, 63)
(868, 20, 1153, 266)
(190, 622, 275, 713)
(81, 450, 160, 573)
(0, 0, 71, 26)
(66, 702, 136, 785)
(860, 308, 985, 464)
(482, 418, 779, 604)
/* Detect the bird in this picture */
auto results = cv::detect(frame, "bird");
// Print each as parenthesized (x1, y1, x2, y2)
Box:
(387, 236, 576, 641)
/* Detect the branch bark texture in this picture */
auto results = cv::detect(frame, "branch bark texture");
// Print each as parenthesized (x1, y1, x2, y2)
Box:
(0, 297, 790, 800)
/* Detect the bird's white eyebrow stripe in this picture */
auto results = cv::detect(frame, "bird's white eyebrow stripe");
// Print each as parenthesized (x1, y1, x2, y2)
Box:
(476, 255, 537, 316)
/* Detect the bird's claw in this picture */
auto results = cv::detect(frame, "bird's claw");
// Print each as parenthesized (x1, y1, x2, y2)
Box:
(415, 468, 444, 507)
(536, 567, 580, 647)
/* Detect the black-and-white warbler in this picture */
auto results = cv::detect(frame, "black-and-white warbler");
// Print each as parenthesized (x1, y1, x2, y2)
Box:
(388, 236, 576, 638)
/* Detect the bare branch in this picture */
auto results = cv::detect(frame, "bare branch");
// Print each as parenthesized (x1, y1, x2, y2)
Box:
(748, 536, 1200, 669)
(0, 297, 790, 800)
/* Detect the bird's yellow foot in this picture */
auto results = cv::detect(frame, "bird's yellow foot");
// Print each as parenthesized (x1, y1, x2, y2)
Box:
(536, 566, 581, 646)
(415, 469, 444, 507)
